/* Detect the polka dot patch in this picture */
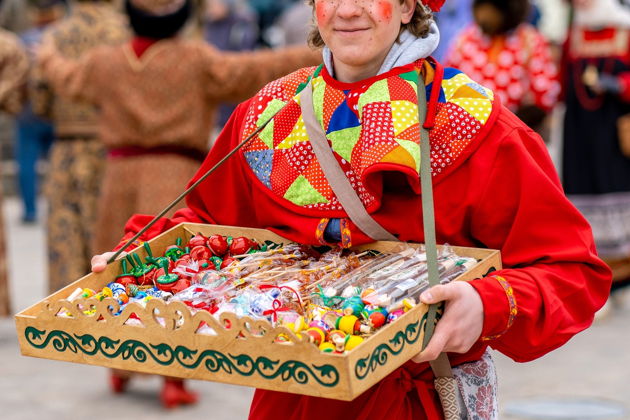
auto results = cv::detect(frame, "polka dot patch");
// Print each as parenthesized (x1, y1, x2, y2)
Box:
(445, 24, 559, 113)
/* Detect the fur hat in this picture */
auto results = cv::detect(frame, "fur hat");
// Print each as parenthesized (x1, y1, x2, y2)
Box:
(129, 0, 185, 15)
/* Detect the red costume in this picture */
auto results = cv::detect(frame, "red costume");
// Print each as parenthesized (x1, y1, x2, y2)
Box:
(115, 60, 611, 419)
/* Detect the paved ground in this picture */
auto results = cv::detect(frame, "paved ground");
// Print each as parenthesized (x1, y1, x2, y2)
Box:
(1, 197, 629, 420)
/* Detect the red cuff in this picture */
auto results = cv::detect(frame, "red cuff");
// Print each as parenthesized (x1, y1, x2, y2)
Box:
(470, 275, 518, 341)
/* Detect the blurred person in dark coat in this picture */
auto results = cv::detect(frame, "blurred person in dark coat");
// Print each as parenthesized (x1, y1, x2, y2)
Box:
(562, 0, 630, 291)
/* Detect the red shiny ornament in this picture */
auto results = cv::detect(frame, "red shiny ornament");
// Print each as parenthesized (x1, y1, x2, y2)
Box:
(156, 273, 179, 293)
(187, 234, 207, 248)
(137, 268, 156, 286)
(190, 245, 211, 261)
(116, 275, 137, 288)
(229, 237, 257, 255)
(422, 0, 445, 12)
(153, 267, 166, 280)
(220, 256, 236, 269)
(174, 254, 192, 268)
(207, 235, 229, 256)
(196, 258, 213, 270)
(170, 278, 192, 295)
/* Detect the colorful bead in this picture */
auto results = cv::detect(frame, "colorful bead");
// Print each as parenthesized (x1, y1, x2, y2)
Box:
(342, 296, 365, 316)
(345, 335, 364, 351)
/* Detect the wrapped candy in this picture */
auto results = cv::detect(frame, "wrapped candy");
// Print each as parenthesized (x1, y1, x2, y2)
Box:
(62, 236, 478, 354)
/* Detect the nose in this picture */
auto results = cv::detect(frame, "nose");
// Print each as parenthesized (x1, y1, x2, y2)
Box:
(336, 0, 365, 18)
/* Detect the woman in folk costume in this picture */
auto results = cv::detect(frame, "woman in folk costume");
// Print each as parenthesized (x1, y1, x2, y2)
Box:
(445, 0, 560, 134)
(92, 0, 611, 418)
(562, 0, 630, 290)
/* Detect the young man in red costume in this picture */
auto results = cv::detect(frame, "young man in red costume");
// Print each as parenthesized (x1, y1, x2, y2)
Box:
(93, 0, 612, 418)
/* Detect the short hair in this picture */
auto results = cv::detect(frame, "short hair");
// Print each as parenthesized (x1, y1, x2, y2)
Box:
(305, 0, 433, 48)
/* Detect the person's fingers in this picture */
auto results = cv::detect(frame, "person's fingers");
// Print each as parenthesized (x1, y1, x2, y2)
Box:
(90, 255, 108, 272)
(411, 322, 449, 363)
(419, 283, 460, 304)
(90, 252, 121, 272)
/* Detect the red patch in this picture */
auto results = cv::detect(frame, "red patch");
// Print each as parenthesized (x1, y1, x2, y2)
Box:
(375, 1, 392, 22)
(270, 150, 300, 196)
(315, 1, 331, 26)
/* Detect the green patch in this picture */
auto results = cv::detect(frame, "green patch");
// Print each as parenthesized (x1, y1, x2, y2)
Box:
(400, 70, 420, 87)
(257, 99, 286, 127)
(313, 82, 326, 125)
(396, 139, 421, 171)
(358, 80, 391, 112)
(328, 126, 362, 162)
(313, 64, 323, 78)
(258, 120, 275, 149)
(284, 175, 328, 206)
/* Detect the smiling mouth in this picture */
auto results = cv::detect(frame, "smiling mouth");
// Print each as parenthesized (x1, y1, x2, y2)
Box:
(335, 28, 369, 34)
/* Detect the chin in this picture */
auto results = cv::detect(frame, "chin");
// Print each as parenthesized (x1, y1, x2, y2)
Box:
(336, 54, 373, 69)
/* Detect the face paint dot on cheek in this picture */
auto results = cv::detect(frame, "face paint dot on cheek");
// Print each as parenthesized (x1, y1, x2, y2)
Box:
(375, 0, 393, 22)
(315, 2, 329, 24)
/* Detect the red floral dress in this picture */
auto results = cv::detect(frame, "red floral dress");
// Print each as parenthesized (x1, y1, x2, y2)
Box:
(446, 23, 560, 112)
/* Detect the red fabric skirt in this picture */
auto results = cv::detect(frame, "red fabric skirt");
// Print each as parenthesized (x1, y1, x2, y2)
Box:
(249, 363, 444, 420)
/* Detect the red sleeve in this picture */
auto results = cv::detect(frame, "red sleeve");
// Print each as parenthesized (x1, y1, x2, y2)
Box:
(113, 100, 257, 252)
(468, 110, 611, 362)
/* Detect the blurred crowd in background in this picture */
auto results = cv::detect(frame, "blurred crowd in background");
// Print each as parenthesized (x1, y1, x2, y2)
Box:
(0, 0, 629, 378)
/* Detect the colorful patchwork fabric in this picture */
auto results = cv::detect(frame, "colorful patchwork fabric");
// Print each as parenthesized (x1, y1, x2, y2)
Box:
(241, 60, 495, 214)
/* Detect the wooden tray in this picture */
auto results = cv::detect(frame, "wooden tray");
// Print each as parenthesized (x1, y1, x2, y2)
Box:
(15, 223, 501, 401)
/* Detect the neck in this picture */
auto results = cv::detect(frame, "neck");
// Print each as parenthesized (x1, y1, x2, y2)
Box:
(333, 58, 384, 83)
